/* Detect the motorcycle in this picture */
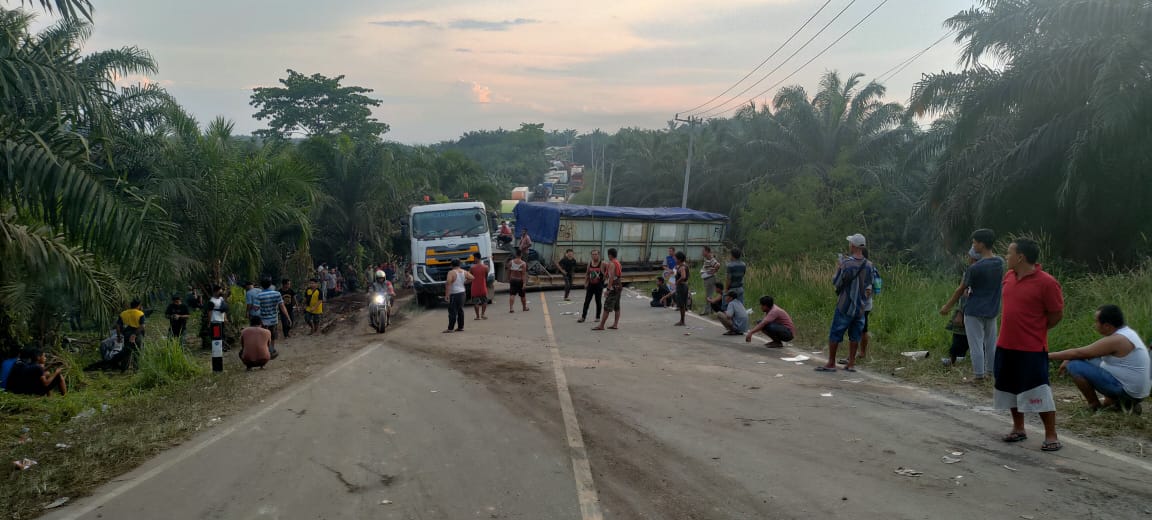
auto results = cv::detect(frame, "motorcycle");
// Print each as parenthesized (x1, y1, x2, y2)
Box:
(369, 292, 390, 333)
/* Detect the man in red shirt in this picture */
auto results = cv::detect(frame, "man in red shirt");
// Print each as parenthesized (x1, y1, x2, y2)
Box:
(995, 238, 1064, 452)
(470, 259, 490, 320)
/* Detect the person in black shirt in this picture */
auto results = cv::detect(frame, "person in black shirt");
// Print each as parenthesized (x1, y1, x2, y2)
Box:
(279, 279, 297, 338)
(557, 249, 578, 301)
(650, 278, 671, 307)
(6, 348, 66, 396)
(165, 295, 191, 341)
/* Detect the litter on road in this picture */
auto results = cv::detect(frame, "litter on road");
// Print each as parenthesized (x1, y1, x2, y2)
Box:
(782, 355, 809, 362)
(894, 467, 923, 477)
(820, 393, 834, 397)
(380, 499, 393, 505)
(43, 497, 69, 509)
(1003, 465, 1018, 472)
(942, 456, 962, 464)
(901, 351, 930, 359)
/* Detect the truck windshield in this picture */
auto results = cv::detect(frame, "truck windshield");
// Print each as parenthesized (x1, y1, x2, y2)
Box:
(411, 209, 488, 239)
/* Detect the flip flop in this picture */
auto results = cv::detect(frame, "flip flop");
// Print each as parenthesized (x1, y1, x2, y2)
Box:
(1041, 440, 1062, 452)
(591, 327, 605, 331)
(577, 318, 586, 323)
(843, 366, 858, 373)
(442, 329, 453, 333)
(607, 326, 618, 330)
(814, 366, 836, 372)
(1002, 432, 1028, 443)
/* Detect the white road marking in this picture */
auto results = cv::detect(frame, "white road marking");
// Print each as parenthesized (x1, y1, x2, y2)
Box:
(53, 342, 385, 520)
(540, 292, 605, 520)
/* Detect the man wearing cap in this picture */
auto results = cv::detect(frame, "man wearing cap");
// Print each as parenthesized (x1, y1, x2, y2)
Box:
(816, 234, 874, 373)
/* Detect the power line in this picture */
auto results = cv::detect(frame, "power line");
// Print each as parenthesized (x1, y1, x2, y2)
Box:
(694, 0, 862, 118)
(710, 0, 891, 118)
(875, 31, 954, 84)
(678, 0, 835, 117)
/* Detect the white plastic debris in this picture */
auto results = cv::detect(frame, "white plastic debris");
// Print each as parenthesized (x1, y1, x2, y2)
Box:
(54, 443, 71, 449)
(894, 467, 923, 477)
(782, 355, 810, 362)
(901, 351, 930, 359)
(43, 497, 69, 509)
(950, 451, 964, 456)
(13, 458, 37, 471)
(1003, 465, 1018, 472)
(941, 456, 962, 464)
(380, 500, 393, 505)
(820, 393, 834, 397)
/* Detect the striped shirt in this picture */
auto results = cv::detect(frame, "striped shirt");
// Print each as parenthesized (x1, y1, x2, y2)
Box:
(256, 289, 284, 325)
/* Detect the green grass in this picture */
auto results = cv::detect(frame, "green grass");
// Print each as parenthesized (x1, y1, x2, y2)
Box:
(132, 338, 205, 390)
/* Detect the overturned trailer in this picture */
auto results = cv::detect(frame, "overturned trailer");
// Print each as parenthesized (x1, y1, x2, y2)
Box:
(493, 202, 728, 288)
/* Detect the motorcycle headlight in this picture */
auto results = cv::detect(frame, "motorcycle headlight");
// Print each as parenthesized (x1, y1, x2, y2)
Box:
(373, 295, 385, 304)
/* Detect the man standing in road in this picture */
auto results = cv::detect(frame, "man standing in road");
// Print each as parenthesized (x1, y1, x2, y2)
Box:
(245, 281, 262, 322)
(815, 234, 874, 373)
(723, 249, 747, 312)
(578, 249, 604, 323)
(593, 248, 623, 331)
(508, 249, 529, 313)
(444, 259, 473, 333)
(256, 277, 291, 358)
(304, 278, 323, 335)
(746, 295, 795, 348)
(518, 229, 533, 259)
(672, 251, 691, 326)
(557, 249, 577, 301)
(1049, 304, 1150, 414)
(470, 259, 490, 320)
(940, 228, 1005, 381)
(279, 279, 297, 338)
(700, 246, 721, 315)
(995, 237, 1064, 452)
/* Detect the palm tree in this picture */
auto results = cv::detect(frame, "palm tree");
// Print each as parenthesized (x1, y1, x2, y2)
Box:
(911, 0, 1152, 264)
(0, 8, 168, 339)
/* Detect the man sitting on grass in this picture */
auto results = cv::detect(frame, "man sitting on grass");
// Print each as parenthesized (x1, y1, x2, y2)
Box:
(1049, 305, 1150, 414)
(746, 295, 795, 348)
(716, 290, 748, 336)
(5, 348, 66, 396)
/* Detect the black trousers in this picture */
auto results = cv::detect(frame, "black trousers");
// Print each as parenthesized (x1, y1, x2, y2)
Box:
(563, 275, 574, 299)
(448, 292, 466, 330)
(582, 284, 603, 320)
(280, 309, 293, 337)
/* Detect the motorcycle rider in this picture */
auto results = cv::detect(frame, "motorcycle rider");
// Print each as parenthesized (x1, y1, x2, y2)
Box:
(368, 270, 395, 317)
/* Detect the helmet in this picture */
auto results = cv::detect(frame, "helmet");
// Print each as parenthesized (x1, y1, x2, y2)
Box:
(375, 270, 386, 279)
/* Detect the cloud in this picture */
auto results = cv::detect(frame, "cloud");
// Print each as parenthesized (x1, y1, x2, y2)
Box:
(470, 82, 492, 103)
(448, 18, 540, 31)
(369, 19, 436, 28)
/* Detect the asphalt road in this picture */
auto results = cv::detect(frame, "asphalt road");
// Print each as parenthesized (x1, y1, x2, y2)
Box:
(44, 289, 1152, 520)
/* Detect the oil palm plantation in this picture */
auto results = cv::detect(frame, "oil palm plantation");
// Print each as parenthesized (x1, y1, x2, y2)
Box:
(911, 0, 1152, 264)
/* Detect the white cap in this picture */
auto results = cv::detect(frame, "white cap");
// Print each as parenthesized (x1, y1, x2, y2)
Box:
(846, 234, 867, 247)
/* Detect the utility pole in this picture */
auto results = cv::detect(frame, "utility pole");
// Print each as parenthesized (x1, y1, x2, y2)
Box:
(606, 162, 615, 206)
(673, 114, 701, 208)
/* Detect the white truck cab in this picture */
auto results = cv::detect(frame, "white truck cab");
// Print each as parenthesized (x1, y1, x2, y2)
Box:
(408, 201, 495, 307)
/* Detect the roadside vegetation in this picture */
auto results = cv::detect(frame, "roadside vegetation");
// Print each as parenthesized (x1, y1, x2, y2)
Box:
(3, 0, 1151, 515)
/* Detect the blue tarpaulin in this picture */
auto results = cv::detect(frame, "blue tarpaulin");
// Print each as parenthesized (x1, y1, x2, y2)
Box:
(513, 202, 729, 244)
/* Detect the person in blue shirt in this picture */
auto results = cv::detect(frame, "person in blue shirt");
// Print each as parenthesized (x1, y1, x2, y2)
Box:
(817, 234, 874, 373)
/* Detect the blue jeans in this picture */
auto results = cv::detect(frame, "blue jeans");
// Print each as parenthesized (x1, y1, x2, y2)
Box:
(828, 309, 865, 343)
(1065, 359, 1130, 400)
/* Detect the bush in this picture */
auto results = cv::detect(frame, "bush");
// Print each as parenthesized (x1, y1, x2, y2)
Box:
(132, 338, 204, 389)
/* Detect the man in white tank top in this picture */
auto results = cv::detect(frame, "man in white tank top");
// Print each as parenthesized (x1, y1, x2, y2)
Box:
(1051, 304, 1151, 414)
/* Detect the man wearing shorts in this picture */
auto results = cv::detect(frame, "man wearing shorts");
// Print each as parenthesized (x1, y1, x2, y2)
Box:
(593, 248, 623, 331)
(304, 278, 323, 335)
(1049, 304, 1149, 414)
(470, 259, 490, 320)
(508, 249, 529, 312)
(816, 234, 874, 373)
(996, 238, 1064, 452)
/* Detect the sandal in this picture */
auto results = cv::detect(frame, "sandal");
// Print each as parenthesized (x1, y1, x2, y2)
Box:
(814, 366, 836, 372)
(843, 366, 857, 373)
(577, 318, 586, 323)
(591, 326, 604, 331)
(1001, 432, 1028, 443)
(1041, 440, 1062, 452)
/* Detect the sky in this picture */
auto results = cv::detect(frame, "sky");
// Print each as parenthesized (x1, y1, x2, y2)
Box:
(67, 0, 975, 144)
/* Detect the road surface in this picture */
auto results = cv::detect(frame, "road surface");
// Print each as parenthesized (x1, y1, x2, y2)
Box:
(44, 289, 1152, 519)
